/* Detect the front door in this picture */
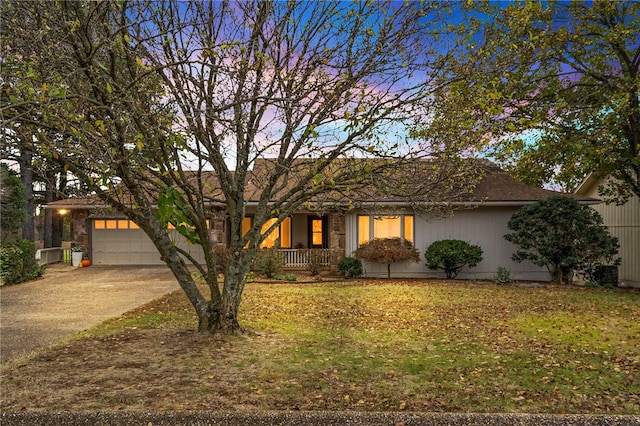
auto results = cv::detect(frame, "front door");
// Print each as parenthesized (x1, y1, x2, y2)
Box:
(308, 216, 329, 249)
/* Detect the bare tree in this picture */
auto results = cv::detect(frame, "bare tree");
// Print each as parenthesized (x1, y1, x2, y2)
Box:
(1, 1, 482, 333)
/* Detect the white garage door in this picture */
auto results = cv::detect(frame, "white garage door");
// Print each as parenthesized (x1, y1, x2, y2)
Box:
(92, 219, 206, 265)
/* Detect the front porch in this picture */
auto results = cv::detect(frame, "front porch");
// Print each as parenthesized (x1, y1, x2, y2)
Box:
(238, 212, 346, 272)
(279, 248, 331, 268)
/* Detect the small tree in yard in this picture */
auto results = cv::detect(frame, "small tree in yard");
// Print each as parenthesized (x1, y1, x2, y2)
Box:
(505, 196, 619, 284)
(356, 238, 419, 278)
(425, 239, 483, 279)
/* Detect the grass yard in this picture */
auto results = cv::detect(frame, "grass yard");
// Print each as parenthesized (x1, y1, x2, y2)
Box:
(1, 280, 639, 413)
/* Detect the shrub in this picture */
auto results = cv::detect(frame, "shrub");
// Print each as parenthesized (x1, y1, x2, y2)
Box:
(592, 265, 618, 288)
(0, 164, 26, 243)
(425, 239, 483, 279)
(305, 249, 325, 276)
(284, 274, 297, 282)
(1, 239, 45, 285)
(254, 247, 285, 278)
(494, 266, 512, 284)
(337, 256, 363, 278)
(505, 196, 619, 284)
(356, 238, 419, 278)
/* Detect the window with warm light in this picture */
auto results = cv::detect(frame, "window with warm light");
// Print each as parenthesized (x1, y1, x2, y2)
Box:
(242, 217, 291, 248)
(93, 219, 204, 230)
(311, 219, 323, 247)
(357, 214, 414, 246)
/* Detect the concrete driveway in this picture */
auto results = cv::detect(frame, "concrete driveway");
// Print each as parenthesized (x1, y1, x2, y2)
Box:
(0, 263, 180, 363)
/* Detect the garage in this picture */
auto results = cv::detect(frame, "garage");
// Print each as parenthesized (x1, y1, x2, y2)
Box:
(91, 219, 205, 265)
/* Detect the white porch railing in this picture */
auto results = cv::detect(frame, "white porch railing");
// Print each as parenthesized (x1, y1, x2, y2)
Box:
(280, 249, 331, 268)
(36, 247, 72, 265)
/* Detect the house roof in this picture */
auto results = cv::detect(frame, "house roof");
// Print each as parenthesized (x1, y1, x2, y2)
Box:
(46, 159, 599, 210)
(469, 162, 592, 204)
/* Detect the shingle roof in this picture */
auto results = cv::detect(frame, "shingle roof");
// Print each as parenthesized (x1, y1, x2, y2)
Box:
(45, 159, 598, 209)
(469, 162, 588, 203)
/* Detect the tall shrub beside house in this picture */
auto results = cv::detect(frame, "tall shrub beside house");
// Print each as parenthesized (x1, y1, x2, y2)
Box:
(424, 239, 483, 279)
(505, 196, 619, 284)
(356, 238, 420, 278)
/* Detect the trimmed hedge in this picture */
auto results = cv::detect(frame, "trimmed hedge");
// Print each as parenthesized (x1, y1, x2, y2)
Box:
(425, 239, 483, 279)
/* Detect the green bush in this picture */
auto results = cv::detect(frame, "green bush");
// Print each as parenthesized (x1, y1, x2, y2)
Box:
(254, 247, 285, 278)
(505, 196, 619, 284)
(425, 239, 483, 279)
(494, 266, 512, 284)
(284, 274, 297, 282)
(1, 239, 45, 285)
(337, 256, 363, 278)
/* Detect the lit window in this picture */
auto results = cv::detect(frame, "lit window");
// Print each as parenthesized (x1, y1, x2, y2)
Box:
(94, 220, 105, 229)
(357, 214, 414, 245)
(242, 217, 291, 248)
(311, 219, 323, 247)
(117, 220, 129, 229)
(106, 220, 117, 229)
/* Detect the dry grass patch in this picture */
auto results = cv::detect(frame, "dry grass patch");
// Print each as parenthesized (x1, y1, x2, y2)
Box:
(1, 280, 639, 413)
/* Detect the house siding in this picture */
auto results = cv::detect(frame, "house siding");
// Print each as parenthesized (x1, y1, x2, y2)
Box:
(578, 177, 640, 288)
(346, 207, 551, 281)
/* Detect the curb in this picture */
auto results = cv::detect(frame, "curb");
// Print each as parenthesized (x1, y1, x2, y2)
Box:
(2, 411, 639, 426)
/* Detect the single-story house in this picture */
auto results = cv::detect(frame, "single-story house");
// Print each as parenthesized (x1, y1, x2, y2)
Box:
(47, 160, 598, 281)
(575, 174, 640, 288)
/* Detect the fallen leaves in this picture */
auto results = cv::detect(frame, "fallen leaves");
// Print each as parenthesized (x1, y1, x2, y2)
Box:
(1, 280, 639, 414)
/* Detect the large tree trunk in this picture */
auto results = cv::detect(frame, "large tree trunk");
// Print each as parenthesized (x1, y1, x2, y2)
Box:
(52, 171, 66, 247)
(147, 221, 245, 335)
(18, 149, 34, 242)
(43, 178, 55, 248)
(201, 255, 251, 334)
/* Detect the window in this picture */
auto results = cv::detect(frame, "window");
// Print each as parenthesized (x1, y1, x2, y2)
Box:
(94, 219, 204, 230)
(94, 219, 134, 229)
(357, 214, 414, 245)
(241, 217, 291, 248)
(309, 216, 328, 248)
(311, 219, 323, 247)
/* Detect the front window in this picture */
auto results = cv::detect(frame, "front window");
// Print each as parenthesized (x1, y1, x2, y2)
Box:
(358, 214, 414, 245)
(242, 217, 291, 248)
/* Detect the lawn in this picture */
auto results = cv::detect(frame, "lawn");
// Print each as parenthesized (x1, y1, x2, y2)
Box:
(1, 280, 639, 413)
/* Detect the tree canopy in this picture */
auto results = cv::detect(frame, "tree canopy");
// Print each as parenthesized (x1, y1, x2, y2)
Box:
(449, 1, 640, 203)
(1, 1, 484, 333)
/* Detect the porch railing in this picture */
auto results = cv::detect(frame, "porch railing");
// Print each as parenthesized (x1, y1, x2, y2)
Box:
(36, 247, 72, 265)
(280, 249, 331, 268)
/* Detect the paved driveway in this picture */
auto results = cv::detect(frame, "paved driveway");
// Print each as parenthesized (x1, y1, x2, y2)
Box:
(0, 264, 179, 363)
